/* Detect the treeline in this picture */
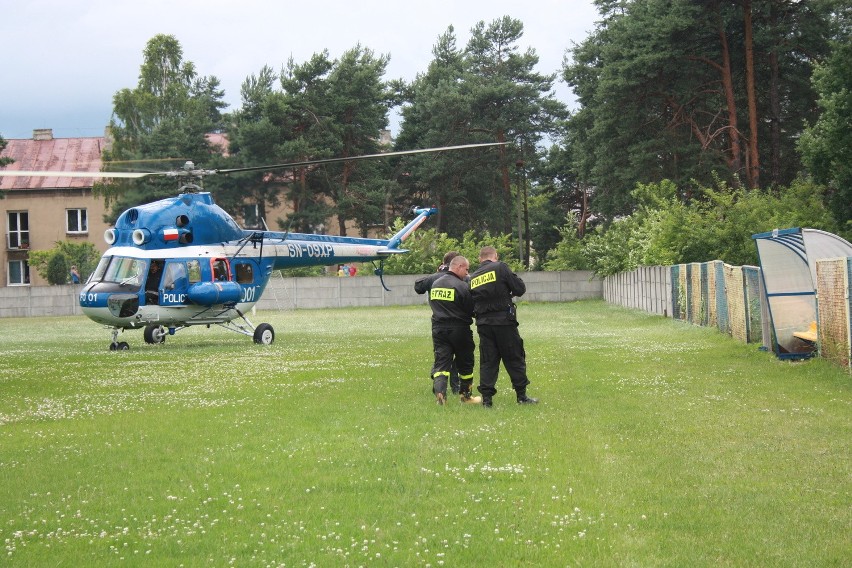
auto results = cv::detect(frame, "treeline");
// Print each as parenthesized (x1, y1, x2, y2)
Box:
(93, 1, 849, 275)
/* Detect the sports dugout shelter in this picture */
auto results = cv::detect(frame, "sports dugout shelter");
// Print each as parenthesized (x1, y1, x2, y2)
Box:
(752, 228, 852, 360)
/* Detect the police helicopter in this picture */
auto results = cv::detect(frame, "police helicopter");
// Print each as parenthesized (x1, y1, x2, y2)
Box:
(0, 143, 504, 350)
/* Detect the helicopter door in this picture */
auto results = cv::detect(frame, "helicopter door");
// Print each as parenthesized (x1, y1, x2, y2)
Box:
(232, 261, 259, 304)
(144, 260, 165, 305)
(160, 260, 190, 305)
(212, 258, 231, 282)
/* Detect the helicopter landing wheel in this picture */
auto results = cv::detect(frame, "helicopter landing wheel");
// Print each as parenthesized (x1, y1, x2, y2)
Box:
(253, 323, 274, 345)
(110, 341, 130, 351)
(144, 324, 167, 345)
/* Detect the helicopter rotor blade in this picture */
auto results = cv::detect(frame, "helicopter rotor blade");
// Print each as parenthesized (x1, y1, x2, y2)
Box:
(0, 142, 507, 180)
(214, 142, 508, 175)
(0, 170, 155, 179)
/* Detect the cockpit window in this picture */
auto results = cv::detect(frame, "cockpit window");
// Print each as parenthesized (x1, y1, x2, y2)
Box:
(187, 260, 201, 283)
(163, 262, 188, 291)
(103, 257, 148, 287)
(91, 256, 111, 282)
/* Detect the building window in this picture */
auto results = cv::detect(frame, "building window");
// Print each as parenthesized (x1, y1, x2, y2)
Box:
(67, 208, 88, 234)
(8, 259, 30, 286)
(243, 204, 260, 229)
(6, 211, 29, 249)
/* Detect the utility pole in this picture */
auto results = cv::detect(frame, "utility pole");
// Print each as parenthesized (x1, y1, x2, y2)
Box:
(515, 160, 525, 265)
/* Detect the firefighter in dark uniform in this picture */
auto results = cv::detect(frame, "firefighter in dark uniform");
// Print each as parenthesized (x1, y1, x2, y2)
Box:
(414, 251, 459, 295)
(415, 251, 462, 394)
(469, 246, 538, 407)
(427, 256, 479, 405)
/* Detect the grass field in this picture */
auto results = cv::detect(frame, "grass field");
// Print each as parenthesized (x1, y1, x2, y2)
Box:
(0, 300, 849, 566)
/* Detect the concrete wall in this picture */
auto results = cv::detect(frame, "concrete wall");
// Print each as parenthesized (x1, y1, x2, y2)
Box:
(603, 265, 673, 317)
(0, 284, 85, 318)
(255, 270, 603, 310)
(0, 271, 603, 318)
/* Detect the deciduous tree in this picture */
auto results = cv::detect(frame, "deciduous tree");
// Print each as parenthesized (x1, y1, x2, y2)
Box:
(28, 241, 100, 284)
(0, 134, 12, 198)
(799, 33, 852, 229)
(97, 34, 227, 220)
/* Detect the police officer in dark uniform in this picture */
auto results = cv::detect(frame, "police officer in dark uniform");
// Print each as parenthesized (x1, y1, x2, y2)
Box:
(427, 256, 479, 405)
(415, 251, 462, 394)
(469, 246, 538, 407)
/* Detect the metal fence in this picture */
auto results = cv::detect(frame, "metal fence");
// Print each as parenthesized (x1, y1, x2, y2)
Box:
(815, 258, 852, 370)
(604, 259, 852, 372)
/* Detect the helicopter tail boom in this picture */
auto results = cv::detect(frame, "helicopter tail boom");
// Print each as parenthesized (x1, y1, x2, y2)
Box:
(384, 207, 437, 251)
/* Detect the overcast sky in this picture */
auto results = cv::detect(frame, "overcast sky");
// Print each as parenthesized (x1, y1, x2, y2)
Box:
(0, 0, 601, 140)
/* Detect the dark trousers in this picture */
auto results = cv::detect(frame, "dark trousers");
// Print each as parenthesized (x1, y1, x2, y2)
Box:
(431, 326, 475, 395)
(476, 324, 529, 398)
(448, 363, 461, 394)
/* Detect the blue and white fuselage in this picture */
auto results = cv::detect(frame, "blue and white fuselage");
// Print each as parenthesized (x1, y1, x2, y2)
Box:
(78, 191, 436, 348)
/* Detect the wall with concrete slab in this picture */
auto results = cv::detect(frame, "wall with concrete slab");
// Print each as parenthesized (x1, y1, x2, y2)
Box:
(0, 271, 603, 318)
(254, 271, 602, 311)
(0, 284, 84, 318)
(602, 265, 672, 317)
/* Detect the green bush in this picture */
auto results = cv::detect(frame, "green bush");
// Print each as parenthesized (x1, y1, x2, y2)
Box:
(382, 221, 523, 275)
(45, 252, 70, 285)
(542, 212, 591, 271)
(28, 241, 101, 284)
(548, 178, 842, 276)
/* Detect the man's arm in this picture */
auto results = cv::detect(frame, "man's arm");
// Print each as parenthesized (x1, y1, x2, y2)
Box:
(459, 282, 475, 317)
(414, 271, 443, 294)
(503, 263, 526, 297)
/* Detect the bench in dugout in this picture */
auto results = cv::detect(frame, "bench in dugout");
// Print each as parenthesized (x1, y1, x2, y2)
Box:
(792, 321, 817, 344)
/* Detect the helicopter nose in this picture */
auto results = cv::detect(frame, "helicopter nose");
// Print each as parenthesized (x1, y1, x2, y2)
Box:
(107, 294, 140, 318)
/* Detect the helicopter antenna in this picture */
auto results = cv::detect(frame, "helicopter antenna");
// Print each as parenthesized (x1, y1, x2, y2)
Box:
(279, 218, 293, 243)
(372, 259, 392, 292)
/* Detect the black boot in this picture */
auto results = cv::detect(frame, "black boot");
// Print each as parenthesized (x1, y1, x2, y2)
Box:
(433, 375, 448, 406)
(481, 397, 493, 408)
(517, 393, 539, 404)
